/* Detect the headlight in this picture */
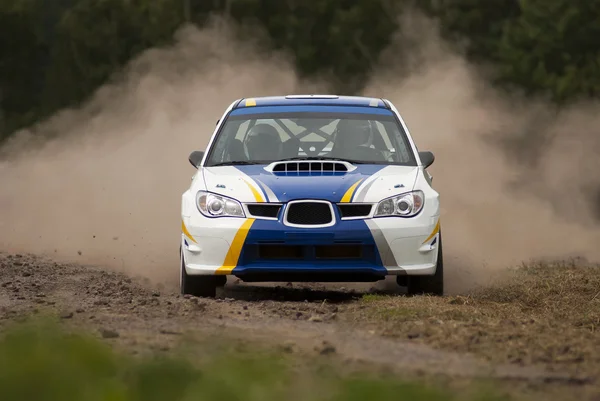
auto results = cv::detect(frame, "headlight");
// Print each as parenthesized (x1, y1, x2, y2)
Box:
(196, 191, 245, 217)
(374, 190, 424, 217)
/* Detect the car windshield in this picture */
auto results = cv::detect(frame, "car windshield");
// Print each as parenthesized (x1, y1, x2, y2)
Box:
(205, 109, 417, 166)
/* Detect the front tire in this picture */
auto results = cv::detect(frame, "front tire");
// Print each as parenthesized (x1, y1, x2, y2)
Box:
(405, 231, 444, 296)
(180, 248, 225, 297)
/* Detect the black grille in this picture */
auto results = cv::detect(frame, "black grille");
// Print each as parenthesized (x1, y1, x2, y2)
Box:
(337, 204, 372, 218)
(258, 245, 303, 259)
(247, 204, 281, 218)
(315, 245, 362, 259)
(286, 202, 333, 225)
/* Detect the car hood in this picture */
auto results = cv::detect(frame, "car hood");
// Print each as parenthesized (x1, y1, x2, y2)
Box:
(201, 164, 419, 203)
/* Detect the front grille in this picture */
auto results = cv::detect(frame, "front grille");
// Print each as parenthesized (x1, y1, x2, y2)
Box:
(286, 202, 333, 225)
(337, 204, 372, 218)
(258, 245, 303, 259)
(247, 204, 281, 218)
(254, 244, 370, 260)
(315, 245, 362, 259)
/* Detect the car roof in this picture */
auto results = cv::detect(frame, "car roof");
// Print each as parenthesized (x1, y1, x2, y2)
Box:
(233, 95, 389, 109)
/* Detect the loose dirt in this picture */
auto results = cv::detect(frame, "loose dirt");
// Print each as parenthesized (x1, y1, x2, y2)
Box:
(1, 252, 598, 400)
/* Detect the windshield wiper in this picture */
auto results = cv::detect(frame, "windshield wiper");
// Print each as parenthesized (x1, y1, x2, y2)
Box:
(209, 161, 263, 167)
(278, 156, 365, 164)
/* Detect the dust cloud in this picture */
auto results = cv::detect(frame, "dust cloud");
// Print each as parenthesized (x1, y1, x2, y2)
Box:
(0, 18, 323, 284)
(1, 13, 599, 294)
(363, 13, 600, 292)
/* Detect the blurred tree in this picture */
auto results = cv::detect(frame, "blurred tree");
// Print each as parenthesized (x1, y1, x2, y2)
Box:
(206, 0, 401, 93)
(41, 0, 182, 113)
(0, 0, 77, 137)
(424, 0, 520, 62)
(2, 0, 600, 141)
(0, 0, 45, 136)
(497, 0, 600, 102)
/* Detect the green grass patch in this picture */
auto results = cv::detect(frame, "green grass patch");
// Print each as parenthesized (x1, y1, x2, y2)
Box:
(0, 318, 509, 401)
(361, 294, 390, 303)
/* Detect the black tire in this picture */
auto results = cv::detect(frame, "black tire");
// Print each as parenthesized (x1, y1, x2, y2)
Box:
(180, 248, 225, 297)
(406, 231, 444, 296)
(396, 275, 408, 287)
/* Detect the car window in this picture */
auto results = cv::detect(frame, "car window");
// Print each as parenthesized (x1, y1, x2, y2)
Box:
(206, 112, 417, 166)
(374, 121, 412, 162)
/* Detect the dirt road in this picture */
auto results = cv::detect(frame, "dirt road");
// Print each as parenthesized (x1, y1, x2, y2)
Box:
(1, 252, 598, 400)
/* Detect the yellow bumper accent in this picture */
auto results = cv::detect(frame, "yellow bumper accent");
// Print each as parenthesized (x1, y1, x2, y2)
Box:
(182, 220, 197, 244)
(216, 219, 255, 274)
(422, 218, 440, 244)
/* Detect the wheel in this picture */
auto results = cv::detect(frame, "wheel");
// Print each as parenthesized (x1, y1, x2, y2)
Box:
(180, 247, 225, 297)
(406, 231, 444, 296)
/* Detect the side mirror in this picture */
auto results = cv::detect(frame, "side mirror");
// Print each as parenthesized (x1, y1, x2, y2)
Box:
(188, 150, 205, 168)
(419, 151, 435, 168)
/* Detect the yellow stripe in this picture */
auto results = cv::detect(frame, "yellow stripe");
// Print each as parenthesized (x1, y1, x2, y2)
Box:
(423, 218, 440, 244)
(181, 220, 197, 243)
(245, 98, 256, 107)
(243, 179, 265, 202)
(340, 179, 364, 203)
(216, 219, 255, 274)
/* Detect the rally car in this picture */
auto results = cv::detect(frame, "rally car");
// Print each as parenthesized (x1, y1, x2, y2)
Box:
(180, 95, 442, 297)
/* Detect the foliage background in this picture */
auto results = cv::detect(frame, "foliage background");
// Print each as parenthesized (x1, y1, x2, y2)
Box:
(1, 0, 599, 141)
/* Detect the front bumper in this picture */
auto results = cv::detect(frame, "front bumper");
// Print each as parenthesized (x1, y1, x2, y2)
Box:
(181, 209, 441, 278)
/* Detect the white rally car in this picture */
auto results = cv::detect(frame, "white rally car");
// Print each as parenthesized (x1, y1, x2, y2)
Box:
(181, 95, 442, 297)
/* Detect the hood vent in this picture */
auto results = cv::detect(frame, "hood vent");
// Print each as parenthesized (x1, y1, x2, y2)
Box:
(266, 161, 356, 174)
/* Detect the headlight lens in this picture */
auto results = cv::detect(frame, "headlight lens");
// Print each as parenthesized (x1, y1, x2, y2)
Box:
(374, 190, 424, 217)
(196, 191, 244, 217)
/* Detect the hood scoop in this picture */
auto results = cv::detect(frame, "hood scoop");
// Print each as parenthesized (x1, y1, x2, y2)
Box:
(266, 160, 356, 175)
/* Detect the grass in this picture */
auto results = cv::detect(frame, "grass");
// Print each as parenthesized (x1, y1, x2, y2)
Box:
(347, 261, 600, 378)
(0, 318, 510, 401)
